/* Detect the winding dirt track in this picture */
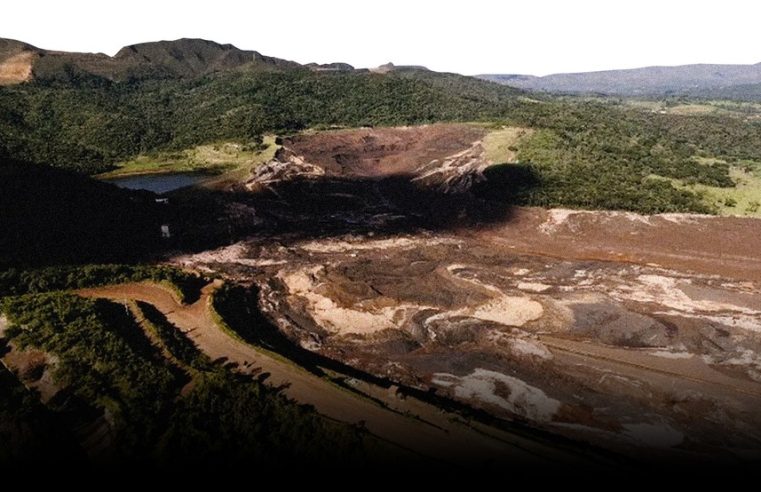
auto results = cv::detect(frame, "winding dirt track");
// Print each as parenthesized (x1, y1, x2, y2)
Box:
(76, 282, 591, 467)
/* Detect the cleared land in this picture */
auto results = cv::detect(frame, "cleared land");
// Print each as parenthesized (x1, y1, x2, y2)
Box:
(681, 167, 761, 217)
(482, 126, 534, 164)
(278, 124, 486, 177)
(174, 124, 761, 463)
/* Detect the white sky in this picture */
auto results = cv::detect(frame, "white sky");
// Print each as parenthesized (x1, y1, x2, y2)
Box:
(2, 0, 761, 76)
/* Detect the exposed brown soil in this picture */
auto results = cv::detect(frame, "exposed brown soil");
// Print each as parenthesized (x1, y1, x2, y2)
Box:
(1, 346, 59, 403)
(281, 124, 486, 177)
(175, 124, 761, 463)
(77, 281, 580, 465)
(0, 51, 35, 85)
(477, 208, 761, 282)
(180, 223, 761, 463)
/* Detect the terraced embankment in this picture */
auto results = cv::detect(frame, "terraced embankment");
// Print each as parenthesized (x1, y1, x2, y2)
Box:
(76, 281, 592, 466)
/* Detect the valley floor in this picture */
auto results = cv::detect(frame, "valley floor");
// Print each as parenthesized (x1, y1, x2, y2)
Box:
(174, 207, 761, 464)
(5, 123, 761, 468)
(74, 280, 593, 466)
(166, 123, 761, 464)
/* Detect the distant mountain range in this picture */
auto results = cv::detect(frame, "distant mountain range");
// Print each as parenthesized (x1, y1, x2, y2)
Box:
(479, 62, 761, 99)
(8, 37, 761, 100)
(0, 37, 435, 85)
(0, 37, 306, 84)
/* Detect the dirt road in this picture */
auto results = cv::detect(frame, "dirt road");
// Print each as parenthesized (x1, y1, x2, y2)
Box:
(77, 282, 591, 466)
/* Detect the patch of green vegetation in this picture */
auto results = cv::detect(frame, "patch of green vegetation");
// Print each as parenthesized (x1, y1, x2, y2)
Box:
(482, 98, 761, 214)
(0, 264, 205, 302)
(1, 289, 371, 466)
(134, 300, 211, 370)
(663, 103, 719, 115)
(513, 129, 565, 164)
(156, 368, 369, 468)
(692, 156, 727, 166)
(0, 363, 85, 464)
(482, 127, 534, 164)
(0, 70, 522, 174)
(708, 100, 761, 115)
(621, 100, 721, 116)
(98, 136, 278, 179)
(655, 165, 761, 217)
(619, 98, 761, 119)
(3, 293, 181, 456)
(514, 109, 736, 188)
(478, 162, 713, 214)
(3, 68, 761, 215)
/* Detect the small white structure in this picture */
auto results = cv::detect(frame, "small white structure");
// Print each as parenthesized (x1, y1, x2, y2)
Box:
(160, 225, 171, 238)
(155, 198, 169, 204)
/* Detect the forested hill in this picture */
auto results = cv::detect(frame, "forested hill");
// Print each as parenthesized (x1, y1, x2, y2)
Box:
(0, 37, 300, 84)
(3, 38, 761, 218)
(0, 59, 523, 174)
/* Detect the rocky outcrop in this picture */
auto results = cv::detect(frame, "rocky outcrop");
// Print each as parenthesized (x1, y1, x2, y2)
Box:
(245, 147, 325, 192)
(306, 62, 354, 72)
(370, 62, 431, 74)
(411, 141, 489, 193)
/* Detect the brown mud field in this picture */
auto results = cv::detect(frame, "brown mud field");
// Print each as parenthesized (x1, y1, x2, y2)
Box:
(175, 124, 761, 464)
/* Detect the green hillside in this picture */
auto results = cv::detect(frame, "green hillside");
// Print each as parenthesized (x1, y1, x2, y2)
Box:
(0, 68, 522, 174)
(2, 39, 761, 216)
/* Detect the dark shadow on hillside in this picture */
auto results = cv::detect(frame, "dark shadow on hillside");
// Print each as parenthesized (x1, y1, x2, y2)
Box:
(0, 158, 169, 269)
(168, 163, 542, 250)
(0, 154, 541, 269)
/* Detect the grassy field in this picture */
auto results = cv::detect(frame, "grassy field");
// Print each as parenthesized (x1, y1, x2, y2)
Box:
(687, 167, 761, 217)
(98, 136, 278, 178)
(651, 164, 761, 217)
(621, 98, 761, 119)
(482, 126, 535, 164)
